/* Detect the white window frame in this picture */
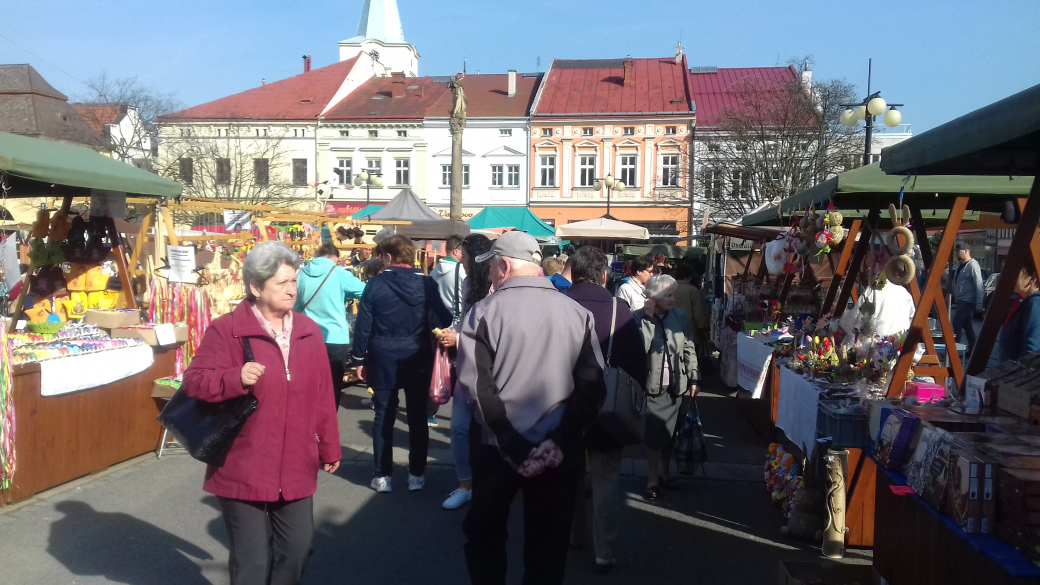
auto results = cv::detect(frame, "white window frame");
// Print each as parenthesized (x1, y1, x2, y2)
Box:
(394, 159, 410, 186)
(441, 164, 470, 187)
(334, 158, 352, 186)
(577, 154, 596, 187)
(730, 170, 750, 198)
(541, 128, 553, 137)
(623, 127, 634, 136)
(397, 130, 407, 137)
(491, 164, 504, 187)
(705, 169, 723, 198)
(659, 154, 680, 187)
(499, 129, 512, 137)
(538, 155, 556, 187)
(581, 127, 593, 136)
(366, 158, 382, 174)
(507, 164, 520, 187)
(619, 154, 637, 187)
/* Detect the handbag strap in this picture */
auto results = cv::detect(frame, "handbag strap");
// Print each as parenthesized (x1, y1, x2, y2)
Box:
(452, 262, 463, 323)
(302, 267, 335, 311)
(606, 297, 617, 367)
(242, 336, 255, 362)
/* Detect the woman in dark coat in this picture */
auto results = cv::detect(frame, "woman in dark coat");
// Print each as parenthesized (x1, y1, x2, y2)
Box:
(183, 241, 341, 585)
(352, 235, 445, 493)
(566, 246, 648, 573)
(999, 262, 1040, 363)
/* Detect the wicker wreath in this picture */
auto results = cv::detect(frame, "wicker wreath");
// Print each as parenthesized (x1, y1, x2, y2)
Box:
(886, 203, 915, 255)
(885, 254, 916, 286)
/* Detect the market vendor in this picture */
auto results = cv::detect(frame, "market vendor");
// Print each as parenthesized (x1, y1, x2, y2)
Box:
(998, 261, 1040, 363)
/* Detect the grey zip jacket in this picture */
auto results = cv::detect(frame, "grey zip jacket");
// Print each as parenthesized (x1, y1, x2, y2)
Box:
(953, 258, 984, 306)
(456, 275, 607, 466)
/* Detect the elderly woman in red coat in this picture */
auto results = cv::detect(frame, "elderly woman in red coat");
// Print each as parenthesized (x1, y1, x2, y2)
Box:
(184, 241, 341, 585)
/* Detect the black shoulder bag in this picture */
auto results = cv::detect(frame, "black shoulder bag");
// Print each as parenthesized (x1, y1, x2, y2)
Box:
(157, 337, 260, 466)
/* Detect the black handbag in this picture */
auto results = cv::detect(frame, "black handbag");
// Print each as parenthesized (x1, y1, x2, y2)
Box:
(157, 338, 259, 466)
(598, 298, 647, 446)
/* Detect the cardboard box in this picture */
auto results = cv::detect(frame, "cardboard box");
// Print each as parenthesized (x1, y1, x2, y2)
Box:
(111, 323, 187, 346)
(151, 378, 181, 399)
(83, 309, 140, 329)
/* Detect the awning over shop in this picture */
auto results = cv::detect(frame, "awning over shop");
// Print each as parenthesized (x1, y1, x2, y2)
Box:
(467, 206, 555, 238)
(346, 204, 384, 218)
(618, 244, 706, 260)
(703, 223, 786, 241)
(0, 131, 181, 197)
(881, 83, 1040, 176)
(740, 162, 1032, 227)
(555, 217, 649, 240)
(367, 189, 468, 240)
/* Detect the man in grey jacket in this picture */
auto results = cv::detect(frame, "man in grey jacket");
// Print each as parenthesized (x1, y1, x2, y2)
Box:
(430, 234, 466, 324)
(952, 241, 984, 355)
(456, 231, 607, 585)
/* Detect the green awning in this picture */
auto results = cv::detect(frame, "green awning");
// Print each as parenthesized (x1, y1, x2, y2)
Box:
(349, 204, 383, 218)
(467, 206, 555, 238)
(0, 131, 181, 197)
(741, 162, 1032, 227)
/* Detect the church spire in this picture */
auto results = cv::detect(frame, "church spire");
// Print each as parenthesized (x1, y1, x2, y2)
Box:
(354, 0, 405, 44)
(338, 0, 419, 76)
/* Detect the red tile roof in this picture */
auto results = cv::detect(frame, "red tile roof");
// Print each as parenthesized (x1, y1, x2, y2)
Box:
(322, 75, 450, 120)
(71, 104, 125, 134)
(686, 66, 799, 127)
(533, 57, 692, 117)
(425, 73, 541, 118)
(161, 57, 360, 121)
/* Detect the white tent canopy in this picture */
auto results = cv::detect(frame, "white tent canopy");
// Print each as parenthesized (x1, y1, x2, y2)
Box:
(554, 217, 650, 240)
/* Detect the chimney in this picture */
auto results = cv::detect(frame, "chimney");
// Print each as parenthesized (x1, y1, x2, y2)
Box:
(391, 71, 406, 98)
(262, 78, 266, 86)
(303, 55, 311, 73)
(623, 58, 634, 87)
(507, 70, 516, 98)
(675, 42, 684, 66)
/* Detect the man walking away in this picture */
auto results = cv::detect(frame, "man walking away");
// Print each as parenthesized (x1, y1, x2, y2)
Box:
(951, 241, 984, 356)
(430, 235, 467, 323)
(456, 231, 607, 585)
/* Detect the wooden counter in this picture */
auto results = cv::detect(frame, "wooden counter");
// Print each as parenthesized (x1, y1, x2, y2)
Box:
(2, 346, 178, 503)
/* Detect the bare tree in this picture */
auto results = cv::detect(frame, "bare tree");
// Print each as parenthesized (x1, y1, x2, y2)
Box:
(695, 57, 861, 222)
(75, 73, 183, 168)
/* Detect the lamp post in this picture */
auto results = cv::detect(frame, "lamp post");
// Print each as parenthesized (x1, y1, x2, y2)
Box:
(353, 168, 383, 205)
(593, 174, 626, 218)
(840, 58, 904, 167)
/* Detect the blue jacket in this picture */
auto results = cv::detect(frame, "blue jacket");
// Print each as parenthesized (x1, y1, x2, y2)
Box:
(999, 291, 1040, 363)
(350, 266, 450, 390)
(294, 257, 365, 345)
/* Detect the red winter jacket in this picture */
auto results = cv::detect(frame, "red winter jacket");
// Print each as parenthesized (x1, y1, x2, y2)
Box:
(183, 301, 342, 501)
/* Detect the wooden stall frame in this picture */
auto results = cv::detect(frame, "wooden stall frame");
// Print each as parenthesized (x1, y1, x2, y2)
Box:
(821, 219, 863, 314)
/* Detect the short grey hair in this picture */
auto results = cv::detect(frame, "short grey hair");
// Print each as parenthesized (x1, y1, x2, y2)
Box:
(243, 241, 300, 300)
(644, 274, 676, 300)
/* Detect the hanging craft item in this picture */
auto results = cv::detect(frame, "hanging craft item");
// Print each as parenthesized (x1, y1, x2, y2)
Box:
(0, 325, 13, 490)
(884, 204, 916, 286)
(764, 237, 789, 276)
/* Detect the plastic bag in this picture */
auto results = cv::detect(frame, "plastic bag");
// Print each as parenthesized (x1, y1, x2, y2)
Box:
(429, 344, 452, 405)
(675, 399, 708, 475)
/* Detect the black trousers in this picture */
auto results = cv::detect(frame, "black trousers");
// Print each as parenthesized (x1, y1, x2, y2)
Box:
(325, 343, 351, 410)
(463, 438, 580, 585)
(218, 496, 313, 585)
(371, 384, 429, 477)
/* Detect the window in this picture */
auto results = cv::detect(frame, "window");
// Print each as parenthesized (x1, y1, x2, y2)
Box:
(665, 126, 677, 135)
(730, 170, 750, 198)
(541, 128, 552, 137)
(339, 130, 351, 137)
(538, 155, 556, 187)
(253, 158, 270, 187)
(582, 127, 593, 136)
(705, 169, 723, 198)
(216, 128, 229, 137)
(619, 155, 637, 187)
(178, 158, 194, 186)
(366, 158, 382, 174)
(395, 159, 410, 185)
(500, 129, 512, 137)
(292, 158, 307, 186)
(577, 155, 596, 187)
(216, 158, 231, 185)
(179, 127, 193, 137)
(368, 130, 378, 138)
(660, 154, 679, 186)
(293, 128, 306, 137)
(491, 164, 504, 187)
(441, 164, 470, 187)
(397, 130, 407, 137)
(507, 165, 520, 187)
(255, 128, 268, 137)
(333, 158, 352, 185)
(623, 127, 634, 136)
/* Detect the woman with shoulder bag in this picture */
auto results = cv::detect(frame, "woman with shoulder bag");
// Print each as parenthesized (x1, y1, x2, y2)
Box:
(182, 241, 341, 585)
(633, 274, 699, 501)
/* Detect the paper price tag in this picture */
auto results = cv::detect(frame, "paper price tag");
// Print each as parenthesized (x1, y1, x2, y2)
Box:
(154, 323, 177, 346)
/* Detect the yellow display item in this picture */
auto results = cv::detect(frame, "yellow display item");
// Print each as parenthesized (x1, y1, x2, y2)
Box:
(25, 298, 52, 322)
(65, 264, 108, 291)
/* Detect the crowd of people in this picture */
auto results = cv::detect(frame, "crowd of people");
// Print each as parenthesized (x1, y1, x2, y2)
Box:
(182, 235, 708, 585)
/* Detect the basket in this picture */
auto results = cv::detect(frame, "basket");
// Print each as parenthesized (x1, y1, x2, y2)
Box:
(816, 400, 868, 448)
(27, 321, 63, 334)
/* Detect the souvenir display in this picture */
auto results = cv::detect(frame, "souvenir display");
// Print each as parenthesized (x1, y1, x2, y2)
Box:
(148, 279, 212, 376)
(0, 326, 13, 491)
(10, 328, 144, 365)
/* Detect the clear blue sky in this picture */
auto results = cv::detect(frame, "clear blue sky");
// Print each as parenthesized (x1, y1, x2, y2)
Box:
(4, 0, 1039, 132)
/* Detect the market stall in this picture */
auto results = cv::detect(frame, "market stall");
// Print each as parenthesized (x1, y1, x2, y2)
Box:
(0, 131, 184, 503)
(467, 206, 556, 239)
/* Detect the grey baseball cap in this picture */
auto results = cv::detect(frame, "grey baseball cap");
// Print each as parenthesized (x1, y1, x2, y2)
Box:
(475, 230, 543, 264)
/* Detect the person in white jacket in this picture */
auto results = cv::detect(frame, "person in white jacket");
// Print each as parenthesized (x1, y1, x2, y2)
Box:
(430, 235, 467, 323)
(615, 254, 654, 310)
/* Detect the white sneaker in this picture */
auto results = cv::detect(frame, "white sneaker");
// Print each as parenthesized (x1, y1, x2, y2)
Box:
(408, 473, 425, 491)
(442, 488, 472, 510)
(371, 476, 392, 493)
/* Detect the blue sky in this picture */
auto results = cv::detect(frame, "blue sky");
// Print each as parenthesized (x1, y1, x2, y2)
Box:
(4, 0, 1038, 132)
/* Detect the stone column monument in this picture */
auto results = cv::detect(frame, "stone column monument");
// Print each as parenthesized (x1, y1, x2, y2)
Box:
(447, 74, 467, 224)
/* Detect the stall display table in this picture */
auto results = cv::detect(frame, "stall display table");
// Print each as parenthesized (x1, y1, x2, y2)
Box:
(776, 366, 821, 455)
(3, 345, 178, 503)
(737, 333, 776, 398)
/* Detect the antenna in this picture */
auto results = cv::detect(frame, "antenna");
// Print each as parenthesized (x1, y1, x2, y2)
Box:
(463, 58, 467, 74)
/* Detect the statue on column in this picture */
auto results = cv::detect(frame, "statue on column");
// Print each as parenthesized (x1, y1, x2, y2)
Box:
(448, 74, 467, 133)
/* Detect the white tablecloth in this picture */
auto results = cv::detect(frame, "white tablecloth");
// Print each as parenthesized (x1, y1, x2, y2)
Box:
(776, 366, 822, 455)
(39, 344, 154, 396)
(737, 334, 775, 398)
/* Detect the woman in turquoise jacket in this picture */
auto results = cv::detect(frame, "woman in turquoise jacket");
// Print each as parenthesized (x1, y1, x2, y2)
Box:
(295, 242, 366, 409)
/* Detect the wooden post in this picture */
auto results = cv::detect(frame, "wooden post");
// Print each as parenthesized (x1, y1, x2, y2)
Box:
(967, 183, 1040, 375)
(105, 217, 137, 311)
(162, 205, 180, 246)
(908, 205, 934, 267)
(834, 208, 880, 318)
(822, 218, 863, 314)
(129, 205, 154, 277)
(889, 197, 969, 395)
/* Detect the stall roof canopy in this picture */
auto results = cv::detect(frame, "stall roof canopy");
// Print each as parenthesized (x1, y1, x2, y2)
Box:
(740, 162, 1032, 227)
(349, 204, 384, 219)
(555, 217, 649, 240)
(881, 83, 1040, 176)
(619, 244, 706, 260)
(467, 207, 555, 238)
(0, 131, 182, 197)
(369, 189, 444, 222)
(703, 222, 785, 241)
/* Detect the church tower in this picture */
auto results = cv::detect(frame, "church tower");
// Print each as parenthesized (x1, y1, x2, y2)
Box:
(338, 0, 420, 77)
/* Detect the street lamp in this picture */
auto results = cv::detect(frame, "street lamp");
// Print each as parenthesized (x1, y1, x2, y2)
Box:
(593, 174, 626, 218)
(353, 168, 383, 205)
(840, 58, 904, 167)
